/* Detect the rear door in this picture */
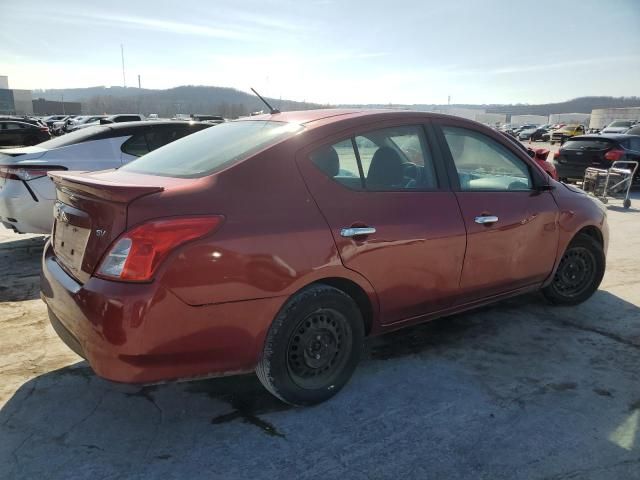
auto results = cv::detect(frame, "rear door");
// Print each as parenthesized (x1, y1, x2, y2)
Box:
(433, 120, 559, 303)
(298, 121, 466, 325)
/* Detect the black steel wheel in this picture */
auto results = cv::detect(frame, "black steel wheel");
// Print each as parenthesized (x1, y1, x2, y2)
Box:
(256, 284, 364, 406)
(286, 309, 352, 390)
(542, 233, 605, 305)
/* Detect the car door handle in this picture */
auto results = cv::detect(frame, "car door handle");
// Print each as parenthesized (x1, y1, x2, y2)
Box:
(340, 227, 376, 237)
(474, 215, 499, 225)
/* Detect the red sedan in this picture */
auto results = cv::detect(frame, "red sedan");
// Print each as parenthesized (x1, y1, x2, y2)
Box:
(42, 110, 608, 405)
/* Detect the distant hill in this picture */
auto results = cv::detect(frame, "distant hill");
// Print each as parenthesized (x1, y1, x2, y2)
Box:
(32, 85, 325, 118)
(482, 96, 640, 115)
(31, 86, 640, 117)
(343, 96, 640, 115)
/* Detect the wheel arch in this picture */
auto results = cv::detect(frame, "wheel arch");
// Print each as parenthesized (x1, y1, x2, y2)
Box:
(309, 277, 375, 336)
(574, 225, 604, 248)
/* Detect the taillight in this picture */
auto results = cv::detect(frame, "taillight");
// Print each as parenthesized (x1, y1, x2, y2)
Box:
(96, 216, 224, 282)
(604, 149, 625, 161)
(39, 126, 49, 132)
(553, 151, 560, 159)
(0, 165, 67, 181)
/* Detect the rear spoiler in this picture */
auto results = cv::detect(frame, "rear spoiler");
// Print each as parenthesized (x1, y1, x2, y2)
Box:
(49, 171, 164, 203)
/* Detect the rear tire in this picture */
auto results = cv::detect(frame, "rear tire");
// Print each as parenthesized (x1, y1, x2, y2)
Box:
(256, 284, 364, 406)
(542, 234, 605, 305)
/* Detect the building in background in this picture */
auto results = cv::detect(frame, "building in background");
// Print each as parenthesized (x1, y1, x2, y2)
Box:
(0, 75, 33, 115)
(549, 113, 590, 125)
(510, 115, 548, 127)
(32, 98, 82, 115)
(589, 107, 640, 129)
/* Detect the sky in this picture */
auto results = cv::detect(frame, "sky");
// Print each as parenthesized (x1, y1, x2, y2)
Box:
(1, 0, 639, 105)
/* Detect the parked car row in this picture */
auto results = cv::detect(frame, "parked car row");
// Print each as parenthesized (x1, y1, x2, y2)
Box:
(0, 117, 52, 146)
(0, 113, 227, 146)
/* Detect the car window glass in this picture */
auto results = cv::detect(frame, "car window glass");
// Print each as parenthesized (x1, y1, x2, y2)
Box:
(145, 128, 188, 151)
(443, 126, 532, 191)
(121, 133, 150, 157)
(355, 125, 437, 190)
(310, 139, 363, 191)
(5, 123, 22, 130)
(627, 138, 640, 151)
(121, 120, 303, 178)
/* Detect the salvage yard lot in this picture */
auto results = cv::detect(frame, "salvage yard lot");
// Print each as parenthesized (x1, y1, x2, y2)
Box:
(1, 193, 640, 480)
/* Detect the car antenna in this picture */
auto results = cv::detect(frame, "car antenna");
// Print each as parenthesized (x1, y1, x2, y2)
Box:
(251, 88, 280, 114)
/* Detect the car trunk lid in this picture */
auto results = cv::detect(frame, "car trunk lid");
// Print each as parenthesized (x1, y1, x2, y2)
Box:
(49, 171, 164, 283)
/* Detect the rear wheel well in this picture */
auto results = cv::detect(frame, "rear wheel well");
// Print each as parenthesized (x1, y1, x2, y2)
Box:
(574, 226, 603, 248)
(311, 278, 374, 336)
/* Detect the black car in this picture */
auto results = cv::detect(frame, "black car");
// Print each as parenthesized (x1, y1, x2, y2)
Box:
(0, 120, 51, 146)
(0, 116, 48, 129)
(553, 134, 640, 184)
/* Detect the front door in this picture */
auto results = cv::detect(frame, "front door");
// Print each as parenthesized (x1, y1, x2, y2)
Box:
(434, 122, 559, 303)
(298, 122, 466, 325)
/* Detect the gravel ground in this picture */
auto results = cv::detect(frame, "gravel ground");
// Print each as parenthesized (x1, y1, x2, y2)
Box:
(1, 191, 639, 480)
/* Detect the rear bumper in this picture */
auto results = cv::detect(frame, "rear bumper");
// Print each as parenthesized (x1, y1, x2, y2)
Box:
(40, 240, 284, 384)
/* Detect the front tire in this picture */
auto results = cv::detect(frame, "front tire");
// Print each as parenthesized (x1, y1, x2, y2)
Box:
(542, 234, 605, 305)
(256, 284, 364, 406)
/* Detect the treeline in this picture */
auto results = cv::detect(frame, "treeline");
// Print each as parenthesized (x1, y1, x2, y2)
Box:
(34, 85, 324, 118)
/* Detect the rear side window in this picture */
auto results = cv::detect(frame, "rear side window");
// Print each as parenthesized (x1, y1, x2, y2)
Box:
(121, 133, 150, 157)
(311, 140, 364, 191)
(121, 121, 303, 178)
(121, 127, 206, 157)
(114, 115, 141, 122)
(311, 125, 438, 191)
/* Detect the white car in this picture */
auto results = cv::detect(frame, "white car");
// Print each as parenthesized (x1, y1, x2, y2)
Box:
(601, 120, 637, 134)
(70, 114, 146, 131)
(0, 121, 211, 234)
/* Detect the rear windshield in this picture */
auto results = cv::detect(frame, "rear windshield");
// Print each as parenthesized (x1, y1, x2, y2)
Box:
(563, 138, 613, 150)
(37, 126, 109, 149)
(120, 120, 304, 178)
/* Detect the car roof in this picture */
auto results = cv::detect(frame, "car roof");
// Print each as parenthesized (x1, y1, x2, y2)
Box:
(239, 108, 469, 128)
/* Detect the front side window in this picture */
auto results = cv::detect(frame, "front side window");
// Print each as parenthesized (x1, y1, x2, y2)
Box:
(121, 120, 303, 178)
(442, 126, 532, 191)
(311, 125, 437, 191)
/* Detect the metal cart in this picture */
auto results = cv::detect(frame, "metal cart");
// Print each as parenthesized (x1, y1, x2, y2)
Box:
(582, 160, 638, 209)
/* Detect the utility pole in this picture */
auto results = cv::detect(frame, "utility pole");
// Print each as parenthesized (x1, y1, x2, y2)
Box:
(61, 93, 65, 115)
(138, 74, 141, 89)
(121, 44, 126, 88)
